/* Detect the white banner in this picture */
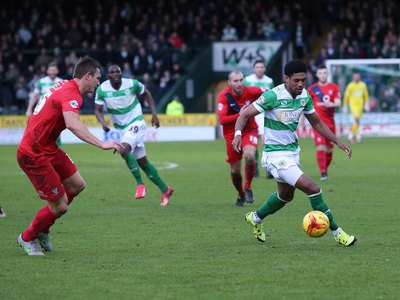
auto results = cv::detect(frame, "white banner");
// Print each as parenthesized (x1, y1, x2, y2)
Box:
(297, 113, 400, 138)
(61, 126, 216, 143)
(212, 41, 282, 73)
(0, 126, 216, 145)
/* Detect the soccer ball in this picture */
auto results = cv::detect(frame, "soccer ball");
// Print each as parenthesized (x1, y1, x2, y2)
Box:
(302, 211, 330, 238)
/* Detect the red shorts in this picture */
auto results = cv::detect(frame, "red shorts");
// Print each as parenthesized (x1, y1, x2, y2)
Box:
(17, 148, 78, 201)
(225, 131, 258, 164)
(313, 125, 336, 149)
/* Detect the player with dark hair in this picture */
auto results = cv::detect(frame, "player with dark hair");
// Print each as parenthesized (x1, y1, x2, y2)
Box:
(217, 70, 263, 207)
(95, 64, 173, 205)
(232, 60, 356, 246)
(17, 57, 124, 256)
(307, 65, 341, 181)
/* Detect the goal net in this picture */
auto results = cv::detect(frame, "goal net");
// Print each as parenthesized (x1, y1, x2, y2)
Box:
(326, 58, 400, 113)
(297, 59, 400, 138)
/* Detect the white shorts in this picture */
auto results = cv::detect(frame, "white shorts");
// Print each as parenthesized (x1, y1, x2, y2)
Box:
(121, 120, 147, 159)
(261, 152, 304, 187)
(254, 113, 264, 136)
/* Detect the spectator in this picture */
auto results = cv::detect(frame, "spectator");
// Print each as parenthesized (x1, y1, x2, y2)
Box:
(166, 96, 185, 115)
(14, 76, 30, 113)
(133, 47, 154, 76)
(221, 23, 238, 41)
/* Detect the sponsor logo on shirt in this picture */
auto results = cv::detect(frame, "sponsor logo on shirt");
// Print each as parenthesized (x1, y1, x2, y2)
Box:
(278, 110, 302, 123)
(256, 96, 265, 105)
(218, 103, 223, 111)
(125, 89, 131, 95)
(69, 100, 79, 108)
(51, 187, 59, 195)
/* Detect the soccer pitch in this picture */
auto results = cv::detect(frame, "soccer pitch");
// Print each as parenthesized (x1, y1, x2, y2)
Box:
(1, 138, 399, 299)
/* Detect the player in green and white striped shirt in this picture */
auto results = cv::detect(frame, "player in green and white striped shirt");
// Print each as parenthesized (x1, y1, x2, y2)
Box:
(233, 60, 357, 247)
(244, 59, 274, 179)
(26, 62, 63, 117)
(95, 65, 173, 206)
(26, 62, 63, 146)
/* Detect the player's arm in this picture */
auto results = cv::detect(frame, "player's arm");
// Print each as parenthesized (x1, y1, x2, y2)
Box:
(94, 104, 110, 132)
(325, 96, 341, 108)
(142, 89, 160, 128)
(231, 104, 259, 152)
(26, 92, 40, 117)
(217, 94, 239, 125)
(305, 112, 352, 159)
(63, 111, 124, 152)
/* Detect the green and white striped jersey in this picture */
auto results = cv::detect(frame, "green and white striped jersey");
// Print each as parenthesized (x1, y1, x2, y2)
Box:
(34, 76, 63, 97)
(253, 83, 315, 154)
(244, 74, 274, 90)
(95, 78, 145, 130)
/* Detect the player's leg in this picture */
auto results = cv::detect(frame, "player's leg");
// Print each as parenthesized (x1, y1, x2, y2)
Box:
(326, 143, 334, 171)
(325, 125, 335, 171)
(54, 149, 85, 205)
(225, 136, 245, 206)
(121, 145, 145, 199)
(62, 171, 86, 205)
(242, 132, 258, 203)
(121, 123, 150, 200)
(295, 173, 356, 246)
(313, 128, 328, 180)
(16, 152, 68, 255)
(229, 160, 246, 207)
(245, 155, 299, 242)
(137, 155, 173, 206)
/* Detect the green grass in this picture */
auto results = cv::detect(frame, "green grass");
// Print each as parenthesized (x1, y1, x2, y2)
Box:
(1, 137, 399, 299)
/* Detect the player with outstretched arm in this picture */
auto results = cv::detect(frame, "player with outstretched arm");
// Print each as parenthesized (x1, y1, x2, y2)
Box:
(232, 60, 357, 246)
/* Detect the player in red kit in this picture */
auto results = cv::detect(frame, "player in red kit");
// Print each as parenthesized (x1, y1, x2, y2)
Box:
(217, 71, 263, 207)
(307, 65, 341, 181)
(17, 57, 124, 256)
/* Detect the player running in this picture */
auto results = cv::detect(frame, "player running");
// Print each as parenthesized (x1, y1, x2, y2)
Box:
(95, 64, 173, 206)
(17, 57, 124, 256)
(232, 60, 356, 246)
(217, 71, 263, 207)
(307, 65, 341, 181)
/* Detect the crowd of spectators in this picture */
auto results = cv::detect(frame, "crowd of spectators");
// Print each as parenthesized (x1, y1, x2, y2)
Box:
(312, 0, 400, 65)
(0, 0, 398, 114)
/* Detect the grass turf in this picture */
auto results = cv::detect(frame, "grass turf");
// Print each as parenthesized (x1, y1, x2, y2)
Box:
(0, 137, 399, 299)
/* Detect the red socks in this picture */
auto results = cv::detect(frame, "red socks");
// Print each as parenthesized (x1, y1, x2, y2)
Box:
(230, 173, 244, 197)
(65, 190, 75, 205)
(22, 206, 58, 242)
(244, 163, 255, 189)
(326, 152, 333, 168)
(316, 150, 327, 174)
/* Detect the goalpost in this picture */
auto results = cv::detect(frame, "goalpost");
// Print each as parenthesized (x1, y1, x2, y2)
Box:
(325, 58, 400, 137)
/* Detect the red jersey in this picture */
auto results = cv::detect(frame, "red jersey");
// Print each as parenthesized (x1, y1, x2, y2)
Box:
(307, 82, 340, 127)
(217, 86, 262, 137)
(19, 80, 82, 157)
